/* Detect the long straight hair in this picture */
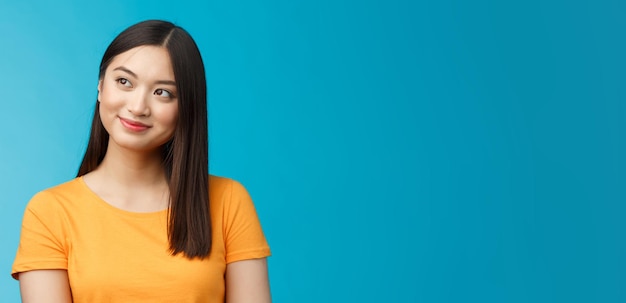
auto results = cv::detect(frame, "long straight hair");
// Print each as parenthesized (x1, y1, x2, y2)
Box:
(77, 20, 211, 259)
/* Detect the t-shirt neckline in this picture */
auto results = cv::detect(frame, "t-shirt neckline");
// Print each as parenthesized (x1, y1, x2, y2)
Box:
(77, 176, 169, 219)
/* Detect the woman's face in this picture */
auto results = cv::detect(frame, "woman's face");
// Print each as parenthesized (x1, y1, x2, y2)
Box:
(98, 45, 178, 153)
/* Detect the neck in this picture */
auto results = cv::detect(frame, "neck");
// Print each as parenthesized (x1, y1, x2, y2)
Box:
(96, 141, 168, 188)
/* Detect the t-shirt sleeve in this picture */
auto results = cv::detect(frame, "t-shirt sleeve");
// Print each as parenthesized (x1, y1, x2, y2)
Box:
(223, 180, 271, 264)
(12, 191, 69, 280)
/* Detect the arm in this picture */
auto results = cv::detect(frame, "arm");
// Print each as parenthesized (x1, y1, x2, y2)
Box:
(19, 270, 72, 303)
(225, 258, 271, 303)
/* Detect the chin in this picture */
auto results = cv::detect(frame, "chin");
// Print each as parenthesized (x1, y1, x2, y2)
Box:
(109, 137, 165, 153)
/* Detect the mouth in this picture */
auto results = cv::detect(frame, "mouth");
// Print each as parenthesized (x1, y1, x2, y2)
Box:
(119, 117, 151, 131)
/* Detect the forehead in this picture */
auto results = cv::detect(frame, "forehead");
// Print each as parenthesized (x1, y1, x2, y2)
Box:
(107, 45, 175, 80)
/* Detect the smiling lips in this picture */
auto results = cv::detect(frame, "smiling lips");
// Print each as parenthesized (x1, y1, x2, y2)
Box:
(119, 117, 151, 132)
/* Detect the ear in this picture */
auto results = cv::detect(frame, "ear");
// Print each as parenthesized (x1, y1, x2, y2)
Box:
(97, 79, 103, 102)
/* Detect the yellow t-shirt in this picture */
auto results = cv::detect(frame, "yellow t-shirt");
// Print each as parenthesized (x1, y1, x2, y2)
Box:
(12, 175, 271, 302)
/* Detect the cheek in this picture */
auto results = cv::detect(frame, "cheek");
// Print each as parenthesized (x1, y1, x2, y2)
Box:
(98, 88, 123, 115)
(97, 89, 126, 134)
(168, 110, 179, 130)
(155, 104, 179, 130)
(98, 99, 113, 120)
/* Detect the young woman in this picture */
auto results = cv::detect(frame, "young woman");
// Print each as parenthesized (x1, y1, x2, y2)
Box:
(12, 20, 271, 302)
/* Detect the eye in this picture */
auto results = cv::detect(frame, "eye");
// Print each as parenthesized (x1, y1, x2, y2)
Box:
(116, 78, 132, 87)
(154, 88, 174, 98)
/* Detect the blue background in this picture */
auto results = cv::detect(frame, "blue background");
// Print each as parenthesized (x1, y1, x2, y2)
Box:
(1, 0, 624, 302)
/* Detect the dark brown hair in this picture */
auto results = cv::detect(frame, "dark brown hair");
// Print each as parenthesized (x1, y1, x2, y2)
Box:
(77, 20, 210, 258)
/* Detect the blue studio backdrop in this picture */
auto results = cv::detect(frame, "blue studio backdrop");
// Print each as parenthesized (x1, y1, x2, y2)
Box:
(1, 0, 625, 302)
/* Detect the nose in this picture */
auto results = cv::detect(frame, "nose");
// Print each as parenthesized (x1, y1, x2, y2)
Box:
(127, 89, 150, 117)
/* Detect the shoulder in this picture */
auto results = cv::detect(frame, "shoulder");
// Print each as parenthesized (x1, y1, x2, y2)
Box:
(208, 175, 255, 214)
(209, 175, 249, 196)
(26, 178, 86, 213)
(19, 178, 85, 237)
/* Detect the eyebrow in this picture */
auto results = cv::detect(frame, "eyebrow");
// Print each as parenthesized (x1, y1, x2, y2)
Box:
(112, 66, 176, 86)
